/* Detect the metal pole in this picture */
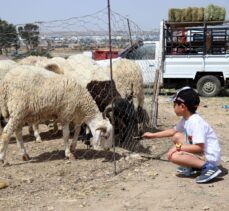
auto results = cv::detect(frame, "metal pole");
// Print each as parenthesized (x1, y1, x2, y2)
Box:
(127, 18, 133, 45)
(107, 0, 117, 175)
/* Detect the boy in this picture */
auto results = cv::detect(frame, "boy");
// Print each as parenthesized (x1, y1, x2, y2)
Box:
(143, 87, 222, 183)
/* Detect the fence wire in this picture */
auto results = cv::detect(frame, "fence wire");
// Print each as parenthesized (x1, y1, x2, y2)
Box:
(0, 7, 161, 177)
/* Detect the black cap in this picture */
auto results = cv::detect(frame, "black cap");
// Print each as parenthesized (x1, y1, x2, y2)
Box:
(173, 87, 200, 109)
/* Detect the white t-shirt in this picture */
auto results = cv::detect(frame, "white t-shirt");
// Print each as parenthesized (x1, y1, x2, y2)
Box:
(175, 113, 221, 164)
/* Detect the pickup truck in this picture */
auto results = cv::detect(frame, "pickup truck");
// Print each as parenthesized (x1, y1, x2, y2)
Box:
(117, 20, 229, 97)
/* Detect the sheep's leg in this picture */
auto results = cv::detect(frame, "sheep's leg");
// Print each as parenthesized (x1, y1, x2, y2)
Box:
(15, 127, 30, 161)
(0, 114, 8, 135)
(0, 114, 3, 135)
(70, 125, 80, 153)
(28, 123, 42, 142)
(32, 123, 42, 143)
(28, 124, 34, 135)
(0, 117, 16, 163)
(46, 120, 58, 133)
(0, 122, 2, 136)
(62, 123, 75, 160)
(53, 121, 59, 134)
(0, 132, 10, 163)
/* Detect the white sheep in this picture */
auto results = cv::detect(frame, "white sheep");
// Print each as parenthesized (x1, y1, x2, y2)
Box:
(67, 55, 144, 109)
(0, 59, 17, 80)
(57, 56, 146, 142)
(0, 59, 43, 142)
(0, 65, 113, 163)
(66, 55, 146, 132)
(18, 55, 145, 109)
(17, 55, 146, 141)
(66, 54, 110, 86)
(108, 58, 144, 108)
(18, 55, 49, 65)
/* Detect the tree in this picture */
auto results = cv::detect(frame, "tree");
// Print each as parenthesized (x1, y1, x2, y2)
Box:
(18, 23, 40, 51)
(0, 19, 19, 55)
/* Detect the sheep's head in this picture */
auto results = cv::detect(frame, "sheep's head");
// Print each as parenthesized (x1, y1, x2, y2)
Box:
(91, 120, 113, 151)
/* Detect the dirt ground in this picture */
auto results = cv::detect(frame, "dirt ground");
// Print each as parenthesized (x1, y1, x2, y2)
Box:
(0, 95, 229, 211)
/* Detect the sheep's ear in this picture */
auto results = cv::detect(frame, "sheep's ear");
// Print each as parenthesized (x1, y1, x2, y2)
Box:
(45, 64, 64, 74)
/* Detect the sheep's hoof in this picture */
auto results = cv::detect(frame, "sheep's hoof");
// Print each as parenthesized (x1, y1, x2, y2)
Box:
(35, 139, 42, 143)
(2, 161, 10, 167)
(53, 128, 59, 134)
(70, 146, 76, 154)
(66, 153, 76, 160)
(28, 129, 34, 136)
(0, 160, 10, 167)
(22, 154, 30, 161)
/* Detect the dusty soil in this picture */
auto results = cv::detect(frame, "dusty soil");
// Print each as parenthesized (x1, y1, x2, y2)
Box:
(0, 95, 229, 211)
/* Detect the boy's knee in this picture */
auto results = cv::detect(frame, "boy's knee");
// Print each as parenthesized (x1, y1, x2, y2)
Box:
(167, 150, 177, 161)
(167, 152, 172, 161)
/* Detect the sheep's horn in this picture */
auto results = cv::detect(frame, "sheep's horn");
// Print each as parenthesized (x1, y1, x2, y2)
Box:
(103, 104, 113, 119)
(96, 127, 107, 132)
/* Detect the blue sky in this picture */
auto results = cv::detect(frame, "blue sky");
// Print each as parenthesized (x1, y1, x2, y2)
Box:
(0, 0, 228, 30)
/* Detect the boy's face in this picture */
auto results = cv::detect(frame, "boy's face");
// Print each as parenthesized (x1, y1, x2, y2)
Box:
(173, 102, 188, 116)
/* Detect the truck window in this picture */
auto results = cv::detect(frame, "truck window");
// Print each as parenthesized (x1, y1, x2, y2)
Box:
(126, 43, 156, 60)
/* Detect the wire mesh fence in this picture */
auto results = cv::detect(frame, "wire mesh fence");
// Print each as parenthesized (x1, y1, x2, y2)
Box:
(0, 6, 161, 176)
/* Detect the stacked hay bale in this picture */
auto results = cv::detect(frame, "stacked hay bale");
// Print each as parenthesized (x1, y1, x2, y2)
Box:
(168, 4, 226, 23)
(204, 4, 226, 22)
(169, 7, 204, 22)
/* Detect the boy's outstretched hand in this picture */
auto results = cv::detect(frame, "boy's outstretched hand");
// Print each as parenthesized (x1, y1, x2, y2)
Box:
(143, 132, 156, 139)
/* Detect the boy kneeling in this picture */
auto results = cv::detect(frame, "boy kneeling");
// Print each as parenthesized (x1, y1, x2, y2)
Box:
(144, 87, 221, 183)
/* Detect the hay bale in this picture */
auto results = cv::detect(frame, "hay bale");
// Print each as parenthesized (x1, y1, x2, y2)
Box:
(174, 9, 182, 22)
(184, 7, 193, 22)
(179, 8, 186, 22)
(196, 8, 205, 21)
(187, 7, 204, 22)
(218, 7, 226, 21)
(204, 4, 226, 21)
(191, 7, 198, 22)
(168, 9, 176, 22)
(168, 4, 225, 23)
(168, 8, 183, 22)
(169, 7, 205, 22)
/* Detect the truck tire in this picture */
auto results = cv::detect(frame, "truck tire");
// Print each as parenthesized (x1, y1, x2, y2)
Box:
(197, 75, 221, 97)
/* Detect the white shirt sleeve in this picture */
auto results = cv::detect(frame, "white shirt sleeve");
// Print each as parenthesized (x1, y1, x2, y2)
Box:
(175, 118, 185, 132)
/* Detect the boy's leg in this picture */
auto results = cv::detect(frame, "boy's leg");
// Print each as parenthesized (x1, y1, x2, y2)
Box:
(169, 132, 221, 182)
(171, 152, 221, 182)
(196, 162, 222, 183)
(169, 151, 205, 168)
(169, 132, 200, 176)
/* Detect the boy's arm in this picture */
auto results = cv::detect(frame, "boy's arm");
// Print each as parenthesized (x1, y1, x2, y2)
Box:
(143, 128, 176, 139)
(180, 143, 204, 154)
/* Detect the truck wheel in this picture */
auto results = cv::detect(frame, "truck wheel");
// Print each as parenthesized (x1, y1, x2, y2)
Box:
(197, 75, 221, 97)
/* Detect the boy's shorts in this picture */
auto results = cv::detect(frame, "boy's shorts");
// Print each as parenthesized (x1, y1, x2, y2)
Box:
(182, 131, 205, 160)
